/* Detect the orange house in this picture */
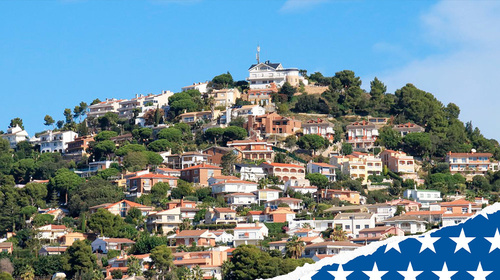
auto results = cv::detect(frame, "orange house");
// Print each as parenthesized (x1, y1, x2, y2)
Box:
(169, 230, 217, 247)
(440, 199, 481, 214)
(226, 139, 274, 161)
(128, 174, 179, 196)
(180, 163, 222, 186)
(245, 112, 301, 138)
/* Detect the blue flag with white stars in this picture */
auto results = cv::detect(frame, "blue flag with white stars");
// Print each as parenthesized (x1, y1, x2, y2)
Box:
(270, 204, 500, 280)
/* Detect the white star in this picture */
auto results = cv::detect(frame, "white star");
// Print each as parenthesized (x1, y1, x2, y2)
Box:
(467, 262, 492, 280)
(485, 228, 500, 253)
(398, 262, 423, 280)
(418, 234, 440, 253)
(363, 262, 388, 280)
(328, 264, 353, 280)
(384, 241, 401, 253)
(450, 228, 475, 253)
(432, 262, 458, 280)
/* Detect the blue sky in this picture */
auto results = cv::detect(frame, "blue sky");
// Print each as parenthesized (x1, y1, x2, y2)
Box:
(1, 0, 499, 141)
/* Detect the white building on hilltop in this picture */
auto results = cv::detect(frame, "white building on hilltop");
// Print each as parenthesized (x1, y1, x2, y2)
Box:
(1, 125, 29, 149)
(247, 55, 308, 90)
(38, 130, 78, 154)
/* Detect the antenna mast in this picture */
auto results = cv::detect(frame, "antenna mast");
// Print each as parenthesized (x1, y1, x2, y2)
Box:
(256, 45, 260, 64)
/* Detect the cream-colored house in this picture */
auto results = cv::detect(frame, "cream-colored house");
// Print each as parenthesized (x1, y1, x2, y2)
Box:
(146, 207, 182, 234)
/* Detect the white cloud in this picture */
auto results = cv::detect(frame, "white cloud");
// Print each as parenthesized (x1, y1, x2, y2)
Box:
(280, 0, 328, 13)
(374, 1, 500, 141)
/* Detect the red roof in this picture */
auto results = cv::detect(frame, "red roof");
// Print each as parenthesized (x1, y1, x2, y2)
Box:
(175, 230, 210, 238)
(214, 208, 237, 213)
(446, 152, 492, 157)
(213, 180, 258, 185)
(157, 167, 180, 172)
(248, 211, 264, 215)
(310, 162, 336, 168)
(224, 193, 256, 197)
(405, 210, 445, 216)
(264, 163, 304, 168)
(256, 188, 281, 192)
(441, 199, 477, 206)
(182, 164, 222, 171)
(103, 238, 135, 244)
(104, 200, 150, 209)
(129, 174, 179, 180)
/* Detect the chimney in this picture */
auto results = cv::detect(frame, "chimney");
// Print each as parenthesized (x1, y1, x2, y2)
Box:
(135, 94, 138, 98)
(255, 221, 260, 227)
(176, 228, 180, 235)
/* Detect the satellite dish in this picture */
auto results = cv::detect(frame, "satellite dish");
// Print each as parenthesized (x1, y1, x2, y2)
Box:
(471, 149, 477, 153)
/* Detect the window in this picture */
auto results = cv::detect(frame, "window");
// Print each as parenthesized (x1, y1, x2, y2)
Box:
(345, 225, 350, 230)
(356, 225, 360, 229)
(365, 225, 369, 228)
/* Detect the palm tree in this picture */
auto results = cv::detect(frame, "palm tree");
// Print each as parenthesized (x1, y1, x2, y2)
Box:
(331, 225, 347, 241)
(285, 235, 305, 259)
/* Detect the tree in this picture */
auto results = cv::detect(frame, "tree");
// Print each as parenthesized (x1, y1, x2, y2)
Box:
(150, 245, 174, 279)
(221, 152, 238, 175)
(204, 128, 225, 145)
(369, 77, 386, 101)
(341, 143, 353, 155)
(19, 265, 35, 280)
(9, 118, 24, 130)
(49, 168, 83, 204)
(297, 134, 327, 155)
(279, 82, 297, 101)
(211, 72, 234, 90)
(157, 128, 183, 143)
(402, 132, 432, 157)
(133, 127, 153, 143)
(0, 272, 13, 280)
(94, 131, 118, 142)
(376, 126, 401, 150)
(63, 108, 73, 124)
(123, 151, 149, 171)
(115, 144, 146, 157)
(110, 269, 123, 279)
(305, 173, 329, 189)
(32, 214, 54, 227)
(91, 98, 101, 105)
(223, 126, 247, 143)
(148, 139, 173, 153)
(331, 225, 347, 241)
(126, 256, 142, 276)
(285, 235, 305, 259)
(64, 240, 97, 278)
(43, 115, 55, 128)
(68, 177, 124, 217)
(93, 140, 116, 160)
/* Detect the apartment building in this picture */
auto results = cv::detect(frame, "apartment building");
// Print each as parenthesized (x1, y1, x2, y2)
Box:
(265, 197, 303, 211)
(168, 230, 217, 247)
(254, 189, 281, 204)
(205, 208, 238, 225)
(178, 110, 221, 124)
(146, 207, 182, 233)
(445, 151, 496, 176)
(242, 83, 277, 105)
(260, 162, 306, 182)
(333, 213, 376, 237)
(234, 164, 266, 181)
(227, 139, 274, 161)
(245, 112, 301, 138)
(87, 98, 124, 119)
(302, 119, 335, 142)
(39, 130, 78, 154)
(231, 105, 266, 119)
(224, 193, 258, 209)
(345, 120, 378, 150)
(117, 92, 172, 120)
(66, 135, 94, 157)
(330, 152, 383, 184)
(209, 88, 241, 107)
(379, 149, 416, 177)
(247, 60, 308, 89)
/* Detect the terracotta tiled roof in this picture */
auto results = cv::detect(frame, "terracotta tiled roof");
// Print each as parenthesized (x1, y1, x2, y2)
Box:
(224, 193, 256, 197)
(103, 238, 135, 244)
(214, 208, 237, 213)
(212, 180, 258, 185)
(441, 199, 478, 206)
(305, 241, 363, 248)
(255, 188, 281, 192)
(263, 163, 304, 168)
(175, 230, 210, 238)
(310, 162, 336, 168)
(129, 174, 179, 180)
(182, 164, 222, 171)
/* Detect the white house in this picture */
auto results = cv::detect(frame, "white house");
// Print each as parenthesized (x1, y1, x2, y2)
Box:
(36, 224, 67, 241)
(288, 219, 336, 234)
(442, 213, 474, 227)
(87, 98, 123, 119)
(232, 223, 269, 247)
(247, 60, 308, 89)
(307, 162, 337, 182)
(224, 193, 258, 209)
(403, 189, 442, 209)
(234, 164, 266, 181)
(383, 216, 427, 234)
(333, 213, 376, 237)
(210, 230, 234, 244)
(265, 197, 303, 211)
(303, 241, 363, 258)
(210, 88, 241, 107)
(231, 105, 266, 119)
(1, 125, 28, 149)
(38, 130, 78, 154)
(181, 82, 209, 94)
(365, 203, 397, 223)
(284, 179, 317, 194)
(118, 91, 173, 121)
(146, 207, 182, 233)
(211, 180, 258, 194)
(254, 189, 282, 204)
